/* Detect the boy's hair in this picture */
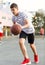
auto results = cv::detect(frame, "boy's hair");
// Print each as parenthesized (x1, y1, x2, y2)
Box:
(10, 3, 18, 9)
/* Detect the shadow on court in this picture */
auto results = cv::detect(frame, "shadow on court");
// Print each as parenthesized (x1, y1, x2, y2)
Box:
(0, 36, 45, 65)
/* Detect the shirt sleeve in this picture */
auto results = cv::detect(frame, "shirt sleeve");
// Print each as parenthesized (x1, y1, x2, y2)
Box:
(22, 12, 33, 22)
(22, 12, 28, 20)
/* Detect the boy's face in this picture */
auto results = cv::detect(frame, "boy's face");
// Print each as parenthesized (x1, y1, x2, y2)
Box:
(11, 7, 18, 16)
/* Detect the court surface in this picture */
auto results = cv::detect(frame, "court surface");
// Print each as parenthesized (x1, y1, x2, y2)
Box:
(0, 35, 45, 65)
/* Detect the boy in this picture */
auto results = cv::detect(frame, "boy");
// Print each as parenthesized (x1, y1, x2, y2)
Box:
(10, 3, 39, 65)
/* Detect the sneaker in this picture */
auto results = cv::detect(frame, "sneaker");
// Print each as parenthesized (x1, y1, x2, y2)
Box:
(34, 55, 39, 63)
(21, 58, 31, 65)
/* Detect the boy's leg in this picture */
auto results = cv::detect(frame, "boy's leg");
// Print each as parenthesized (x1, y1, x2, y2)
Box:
(28, 33, 39, 63)
(19, 38, 29, 59)
(19, 38, 31, 65)
(30, 44, 37, 55)
(30, 44, 39, 63)
(19, 31, 31, 65)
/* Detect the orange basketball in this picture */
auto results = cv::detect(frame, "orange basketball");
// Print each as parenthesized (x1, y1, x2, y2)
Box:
(11, 24, 21, 35)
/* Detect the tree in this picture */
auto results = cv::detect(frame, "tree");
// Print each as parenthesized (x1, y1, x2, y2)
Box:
(32, 11, 44, 28)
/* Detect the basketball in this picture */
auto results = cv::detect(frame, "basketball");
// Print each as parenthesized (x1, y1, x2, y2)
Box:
(11, 24, 21, 35)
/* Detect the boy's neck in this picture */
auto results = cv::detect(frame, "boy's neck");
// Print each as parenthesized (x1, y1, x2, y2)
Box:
(15, 11, 19, 16)
(15, 13, 19, 16)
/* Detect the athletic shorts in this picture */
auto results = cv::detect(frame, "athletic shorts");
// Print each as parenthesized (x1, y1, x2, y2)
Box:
(19, 31, 34, 44)
(0, 32, 3, 37)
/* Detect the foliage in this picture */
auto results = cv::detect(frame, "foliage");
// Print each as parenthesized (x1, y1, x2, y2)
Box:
(32, 11, 45, 28)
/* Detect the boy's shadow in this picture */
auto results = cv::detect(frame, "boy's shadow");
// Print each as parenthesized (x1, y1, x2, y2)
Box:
(27, 61, 39, 65)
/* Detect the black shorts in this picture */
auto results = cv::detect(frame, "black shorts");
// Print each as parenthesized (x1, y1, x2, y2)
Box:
(19, 31, 34, 44)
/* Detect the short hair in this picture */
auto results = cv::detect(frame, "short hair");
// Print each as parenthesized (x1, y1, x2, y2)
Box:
(10, 3, 18, 9)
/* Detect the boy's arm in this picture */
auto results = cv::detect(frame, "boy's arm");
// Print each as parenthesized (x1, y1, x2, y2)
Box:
(13, 21, 16, 24)
(13, 19, 30, 29)
(22, 19, 30, 29)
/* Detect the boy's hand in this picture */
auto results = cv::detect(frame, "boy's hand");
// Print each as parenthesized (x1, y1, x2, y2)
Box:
(16, 23, 23, 29)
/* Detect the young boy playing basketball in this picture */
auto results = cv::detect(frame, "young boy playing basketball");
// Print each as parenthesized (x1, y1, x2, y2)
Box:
(10, 3, 39, 65)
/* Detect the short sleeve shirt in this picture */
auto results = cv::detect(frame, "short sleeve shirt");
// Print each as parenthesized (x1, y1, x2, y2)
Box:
(12, 12, 35, 34)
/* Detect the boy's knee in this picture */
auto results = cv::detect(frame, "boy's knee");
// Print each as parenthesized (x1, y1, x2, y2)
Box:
(19, 40, 22, 44)
(19, 38, 25, 44)
(30, 44, 34, 46)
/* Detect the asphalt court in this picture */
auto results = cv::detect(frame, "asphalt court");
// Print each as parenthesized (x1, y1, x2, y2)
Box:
(0, 36, 45, 65)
